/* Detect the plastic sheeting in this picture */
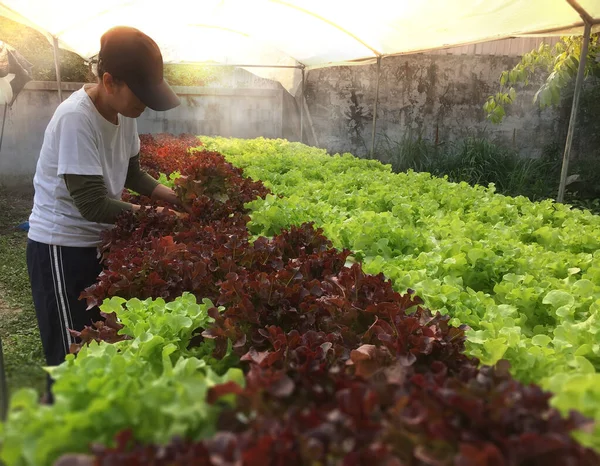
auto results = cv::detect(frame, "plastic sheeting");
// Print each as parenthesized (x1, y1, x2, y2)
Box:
(0, 0, 599, 94)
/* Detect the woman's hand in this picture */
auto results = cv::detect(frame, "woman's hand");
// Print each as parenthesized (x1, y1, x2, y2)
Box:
(172, 209, 189, 219)
(150, 183, 193, 215)
(155, 206, 188, 219)
(151, 184, 179, 205)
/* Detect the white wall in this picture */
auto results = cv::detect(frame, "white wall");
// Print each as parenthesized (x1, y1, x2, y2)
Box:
(0, 81, 284, 187)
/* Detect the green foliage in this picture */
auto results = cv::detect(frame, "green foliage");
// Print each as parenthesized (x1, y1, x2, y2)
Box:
(163, 64, 232, 87)
(376, 132, 436, 173)
(156, 171, 181, 189)
(484, 34, 600, 123)
(203, 136, 600, 449)
(0, 293, 243, 466)
(0, 17, 93, 82)
(0, 19, 232, 86)
(377, 134, 562, 201)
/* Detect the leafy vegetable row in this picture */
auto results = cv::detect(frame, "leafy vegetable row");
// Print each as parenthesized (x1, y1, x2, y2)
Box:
(200, 136, 600, 450)
(0, 294, 243, 465)
(1, 134, 597, 466)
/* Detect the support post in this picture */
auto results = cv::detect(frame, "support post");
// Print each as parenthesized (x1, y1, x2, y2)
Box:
(302, 95, 319, 147)
(557, 21, 592, 203)
(0, 104, 7, 153)
(370, 56, 382, 158)
(52, 36, 63, 104)
(300, 68, 305, 143)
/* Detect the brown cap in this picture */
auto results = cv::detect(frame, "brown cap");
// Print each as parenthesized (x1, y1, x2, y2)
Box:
(99, 26, 180, 111)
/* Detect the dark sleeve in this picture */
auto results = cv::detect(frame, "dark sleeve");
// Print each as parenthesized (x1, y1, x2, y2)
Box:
(63, 174, 133, 224)
(125, 154, 160, 197)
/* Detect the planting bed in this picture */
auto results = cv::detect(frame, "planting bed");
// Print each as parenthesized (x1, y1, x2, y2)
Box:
(1, 135, 598, 465)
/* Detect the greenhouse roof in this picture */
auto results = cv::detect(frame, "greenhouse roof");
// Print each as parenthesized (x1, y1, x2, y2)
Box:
(0, 0, 598, 93)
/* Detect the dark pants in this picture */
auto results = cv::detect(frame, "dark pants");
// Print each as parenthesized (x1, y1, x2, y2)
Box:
(26, 239, 103, 402)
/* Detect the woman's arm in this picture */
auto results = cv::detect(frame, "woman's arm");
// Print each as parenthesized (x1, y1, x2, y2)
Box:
(125, 154, 186, 209)
(64, 174, 134, 223)
(124, 154, 159, 197)
(64, 174, 184, 224)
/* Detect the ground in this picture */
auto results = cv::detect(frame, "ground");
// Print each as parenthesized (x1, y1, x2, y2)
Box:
(0, 187, 45, 397)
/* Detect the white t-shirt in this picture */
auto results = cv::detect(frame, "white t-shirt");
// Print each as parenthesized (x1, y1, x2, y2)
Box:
(28, 85, 140, 247)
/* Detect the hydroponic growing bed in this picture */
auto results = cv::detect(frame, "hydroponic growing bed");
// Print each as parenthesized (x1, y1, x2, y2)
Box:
(1, 134, 599, 465)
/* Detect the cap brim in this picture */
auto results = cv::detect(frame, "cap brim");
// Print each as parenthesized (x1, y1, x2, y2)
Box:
(130, 79, 180, 111)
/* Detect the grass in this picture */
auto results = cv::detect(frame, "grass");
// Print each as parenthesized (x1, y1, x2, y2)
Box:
(0, 189, 45, 398)
(375, 133, 600, 212)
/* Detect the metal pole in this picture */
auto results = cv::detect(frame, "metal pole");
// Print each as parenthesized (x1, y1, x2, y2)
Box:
(171, 63, 304, 69)
(565, 0, 595, 25)
(557, 20, 591, 203)
(90, 57, 305, 70)
(52, 36, 63, 103)
(302, 95, 319, 147)
(0, 104, 7, 153)
(370, 56, 382, 158)
(300, 68, 305, 143)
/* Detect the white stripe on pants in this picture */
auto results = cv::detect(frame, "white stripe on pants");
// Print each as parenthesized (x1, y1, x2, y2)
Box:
(50, 245, 73, 352)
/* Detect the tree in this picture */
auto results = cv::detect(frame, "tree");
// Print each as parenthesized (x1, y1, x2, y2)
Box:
(483, 34, 600, 123)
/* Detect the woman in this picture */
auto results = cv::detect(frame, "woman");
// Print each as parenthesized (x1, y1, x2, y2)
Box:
(26, 26, 184, 402)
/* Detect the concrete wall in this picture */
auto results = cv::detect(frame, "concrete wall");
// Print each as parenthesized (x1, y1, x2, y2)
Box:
(137, 87, 283, 138)
(0, 79, 285, 187)
(304, 54, 561, 157)
(0, 52, 574, 188)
